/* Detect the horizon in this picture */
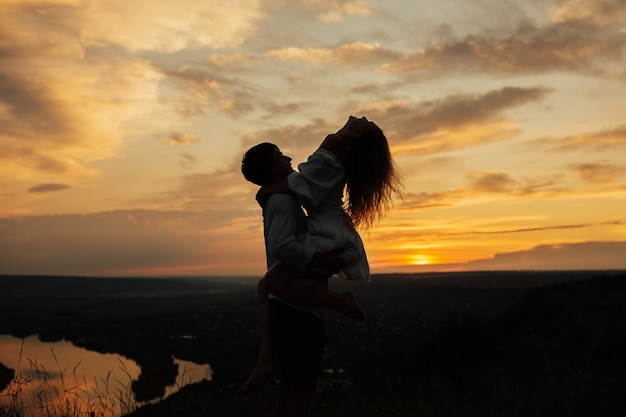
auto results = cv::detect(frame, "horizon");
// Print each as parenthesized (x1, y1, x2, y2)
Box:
(1, 0, 625, 276)
(2, 268, 625, 280)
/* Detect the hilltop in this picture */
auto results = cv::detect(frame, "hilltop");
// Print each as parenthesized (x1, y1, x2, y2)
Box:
(1, 271, 624, 416)
(123, 271, 626, 417)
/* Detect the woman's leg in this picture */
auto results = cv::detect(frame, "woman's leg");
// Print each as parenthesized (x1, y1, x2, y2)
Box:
(238, 278, 274, 396)
(265, 262, 365, 321)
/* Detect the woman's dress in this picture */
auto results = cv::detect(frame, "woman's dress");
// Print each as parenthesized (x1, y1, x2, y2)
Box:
(287, 148, 370, 281)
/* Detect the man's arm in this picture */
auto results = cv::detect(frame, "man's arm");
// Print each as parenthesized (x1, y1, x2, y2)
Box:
(265, 194, 313, 269)
(310, 249, 345, 276)
(266, 194, 345, 274)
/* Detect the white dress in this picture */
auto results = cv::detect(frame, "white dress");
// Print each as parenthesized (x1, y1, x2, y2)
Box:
(287, 148, 370, 281)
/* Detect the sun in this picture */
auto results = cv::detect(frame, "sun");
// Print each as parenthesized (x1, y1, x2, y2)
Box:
(410, 254, 434, 265)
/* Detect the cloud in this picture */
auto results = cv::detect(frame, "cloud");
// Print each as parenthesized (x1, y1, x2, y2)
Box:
(131, 162, 254, 212)
(161, 65, 258, 117)
(570, 162, 626, 184)
(303, 0, 374, 22)
(0, 3, 168, 183)
(205, 53, 254, 68)
(178, 153, 197, 169)
(466, 241, 626, 270)
(466, 172, 518, 193)
(0, 0, 262, 185)
(397, 176, 555, 212)
(465, 171, 561, 197)
(548, 0, 626, 25)
(407, 86, 547, 136)
(526, 125, 626, 154)
(166, 132, 199, 147)
(260, 102, 306, 119)
(0, 0, 261, 54)
(383, 2, 626, 77)
(0, 58, 162, 181)
(268, 42, 401, 68)
(396, 167, 574, 213)
(445, 221, 624, 237)
(398, 191, 456, 211)
(239, 117, 340, 158)
(0, 208, 266, 276)
(366, 87, 550, 150)
(27, 184, 71, 194)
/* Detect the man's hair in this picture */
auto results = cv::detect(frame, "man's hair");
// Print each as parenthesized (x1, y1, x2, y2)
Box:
(241, 142, 278, 186)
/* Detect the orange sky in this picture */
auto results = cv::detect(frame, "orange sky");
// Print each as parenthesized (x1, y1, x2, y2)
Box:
(1, 0, 625, 276)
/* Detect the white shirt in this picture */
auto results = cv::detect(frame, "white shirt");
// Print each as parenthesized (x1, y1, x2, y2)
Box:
(263, 193, 323, 319)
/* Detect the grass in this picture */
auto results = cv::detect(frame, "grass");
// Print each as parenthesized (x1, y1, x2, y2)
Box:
(0, 340, 136, 417)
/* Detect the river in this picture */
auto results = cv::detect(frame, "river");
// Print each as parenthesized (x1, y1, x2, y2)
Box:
(0, 334, 212, 416)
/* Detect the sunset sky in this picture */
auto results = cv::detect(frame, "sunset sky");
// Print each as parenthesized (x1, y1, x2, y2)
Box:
(1, 0, 625, 277)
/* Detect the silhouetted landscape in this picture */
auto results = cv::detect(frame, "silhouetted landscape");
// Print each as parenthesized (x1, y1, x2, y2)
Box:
(1, 271, 625, 416)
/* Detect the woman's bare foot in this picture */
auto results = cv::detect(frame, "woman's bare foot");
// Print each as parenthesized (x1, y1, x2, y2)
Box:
(338, 292, 366, 321)
(237, 362, 274, 396)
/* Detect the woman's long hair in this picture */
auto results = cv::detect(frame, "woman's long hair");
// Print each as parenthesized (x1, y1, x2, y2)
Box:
(344, 123, 403, 229)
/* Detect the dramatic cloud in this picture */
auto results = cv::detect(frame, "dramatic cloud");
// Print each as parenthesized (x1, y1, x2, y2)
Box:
(1, 0, 625, 275)
(0, 58, 161, 181)
(0, 0, 262, 184)
(366, 87, 551, 154)
(398, 171, 562, 211)
(384, 1, 626, 76)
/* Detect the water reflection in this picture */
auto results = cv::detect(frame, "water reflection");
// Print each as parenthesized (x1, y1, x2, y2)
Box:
(0, 335, 211, 416)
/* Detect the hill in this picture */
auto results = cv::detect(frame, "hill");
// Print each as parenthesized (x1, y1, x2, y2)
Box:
(124, 271, 626, 417)
(1, 271, 624, 416)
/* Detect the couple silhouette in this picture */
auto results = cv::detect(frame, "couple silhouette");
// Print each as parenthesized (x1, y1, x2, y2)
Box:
(239, 116, 401, 416)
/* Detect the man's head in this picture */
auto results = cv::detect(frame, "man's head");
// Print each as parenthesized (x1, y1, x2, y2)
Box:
(241, 142, 293, 186)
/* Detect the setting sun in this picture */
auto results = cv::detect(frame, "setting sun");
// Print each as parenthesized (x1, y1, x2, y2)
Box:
(411, 254, 435, 266)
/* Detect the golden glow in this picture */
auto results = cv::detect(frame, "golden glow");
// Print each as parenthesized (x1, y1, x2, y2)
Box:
(1, 0, 625, 275)
(410, 254, 435, 265)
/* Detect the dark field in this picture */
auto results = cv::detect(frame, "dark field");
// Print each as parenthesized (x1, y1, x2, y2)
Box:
(1, 271, 625, 417)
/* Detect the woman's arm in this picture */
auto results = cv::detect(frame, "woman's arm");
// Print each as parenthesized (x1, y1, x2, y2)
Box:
(256, 178, 289, 208)
(319, 134, 350, 169)
(264, 178, 290, 194)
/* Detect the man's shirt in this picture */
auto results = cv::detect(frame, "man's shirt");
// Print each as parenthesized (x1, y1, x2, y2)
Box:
(264, 193, 310, 270)
(264, 193, 322, 319)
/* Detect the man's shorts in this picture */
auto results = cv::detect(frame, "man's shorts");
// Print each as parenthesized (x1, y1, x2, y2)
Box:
(269, 298, 326, 391)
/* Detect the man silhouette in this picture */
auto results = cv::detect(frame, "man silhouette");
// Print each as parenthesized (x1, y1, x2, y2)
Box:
(241, 142, 342, 416)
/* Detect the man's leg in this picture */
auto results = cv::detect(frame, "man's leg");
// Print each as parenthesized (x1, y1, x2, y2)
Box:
(275, 384, 316, 417)
(271, 299, 326, 417)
